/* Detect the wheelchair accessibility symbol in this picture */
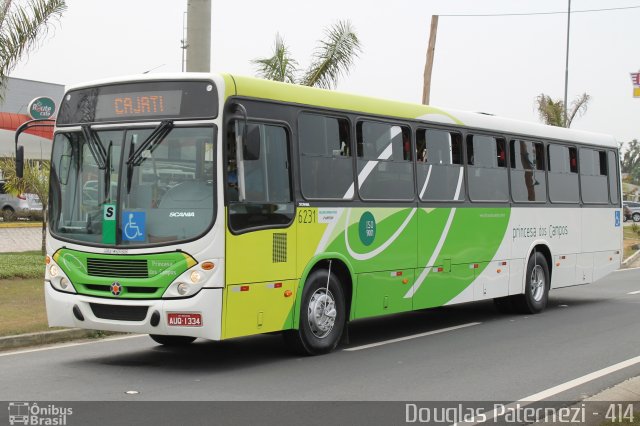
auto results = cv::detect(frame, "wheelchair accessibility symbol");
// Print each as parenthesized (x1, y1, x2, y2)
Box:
(122, 211, 146, 241)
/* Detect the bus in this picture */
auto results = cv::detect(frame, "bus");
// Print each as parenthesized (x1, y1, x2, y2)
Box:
(16, 73, 622, 355)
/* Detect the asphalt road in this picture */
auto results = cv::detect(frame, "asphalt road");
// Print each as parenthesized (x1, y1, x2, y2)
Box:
(2, 268, 640, 403)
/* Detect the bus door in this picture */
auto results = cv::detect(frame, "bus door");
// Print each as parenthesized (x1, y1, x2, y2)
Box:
(224, 119, 297, 338)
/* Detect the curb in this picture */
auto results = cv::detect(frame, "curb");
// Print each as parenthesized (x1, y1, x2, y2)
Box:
(0, 329, 121, 351)
(622, 249, 640, 267)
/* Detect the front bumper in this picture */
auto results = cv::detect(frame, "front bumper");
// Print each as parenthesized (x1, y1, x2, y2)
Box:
(45, 282, 222, 340)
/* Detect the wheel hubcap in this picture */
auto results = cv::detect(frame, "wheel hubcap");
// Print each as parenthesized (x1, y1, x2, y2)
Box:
(530, 265, 545, 302)
(307, 288, 337, 339)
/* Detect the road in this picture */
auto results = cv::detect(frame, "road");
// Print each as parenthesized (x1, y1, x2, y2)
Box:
(2, 269, 640, 404)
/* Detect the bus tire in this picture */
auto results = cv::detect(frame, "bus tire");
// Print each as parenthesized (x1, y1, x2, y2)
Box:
(149, 334, 196, 346)
(284, 269, 346, 356)
(514, 252, 550, 314)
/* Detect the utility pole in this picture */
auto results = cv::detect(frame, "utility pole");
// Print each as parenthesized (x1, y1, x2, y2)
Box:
(422, 15, 439, 105)
(563, 0, 571, 126)
(181, 11, 188, 72)
(186, 0, 211, 72)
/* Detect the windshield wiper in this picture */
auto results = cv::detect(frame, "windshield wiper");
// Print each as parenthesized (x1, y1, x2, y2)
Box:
(104, 141, 113, 201)
(125, 120, 173, 194)
(81, 125, 107, 169)
(127, 120, 173, 166)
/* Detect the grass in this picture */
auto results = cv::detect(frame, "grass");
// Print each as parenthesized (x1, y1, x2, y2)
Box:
(624, 225, 640, 260)
(0, 251, 45, 279)
(0, 252, 50, 336)
(0, 278, 54, 336)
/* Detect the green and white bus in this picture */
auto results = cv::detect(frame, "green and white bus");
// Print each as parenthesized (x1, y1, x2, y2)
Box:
(19, 73, 622, 355)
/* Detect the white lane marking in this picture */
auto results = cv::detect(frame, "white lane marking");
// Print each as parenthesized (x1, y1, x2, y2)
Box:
(0, 334, 144, 357)
(627, 290, 640, 295)
(519, 354, 640, 401)
(467, 354, 640, 425)
(343, 322, 481, 352)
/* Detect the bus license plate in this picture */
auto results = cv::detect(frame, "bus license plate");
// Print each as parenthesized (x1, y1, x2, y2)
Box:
(167, 313, 202, 327)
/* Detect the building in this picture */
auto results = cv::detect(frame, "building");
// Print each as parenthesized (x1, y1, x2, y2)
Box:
(0, 77, 64, 170)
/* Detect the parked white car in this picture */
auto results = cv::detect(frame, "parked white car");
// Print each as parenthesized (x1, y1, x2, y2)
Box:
(0, 181, 43, 221)
(623, 201, 640, 223)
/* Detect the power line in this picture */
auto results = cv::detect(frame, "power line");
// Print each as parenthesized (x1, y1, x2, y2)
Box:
(440, 5, 640, 17)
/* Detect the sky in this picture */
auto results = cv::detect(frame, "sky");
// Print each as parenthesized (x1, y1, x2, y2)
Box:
(10, 0, 640, 145)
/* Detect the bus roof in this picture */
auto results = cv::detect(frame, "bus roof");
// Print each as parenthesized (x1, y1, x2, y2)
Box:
(228, 74, 617, 149)
(64, 72, 617, 149)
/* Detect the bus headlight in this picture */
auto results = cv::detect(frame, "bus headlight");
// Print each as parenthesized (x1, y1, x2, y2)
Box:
(60, 277, 70, 290)
(49, 264, 59, 277)
(162, 260, 218, 298)
(177, 283, 190, 295)
(46, 259, 76, 294)
(190, 270, 201, 284)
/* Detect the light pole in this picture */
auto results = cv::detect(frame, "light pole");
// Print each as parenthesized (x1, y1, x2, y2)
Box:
(563, 0, 571, 127)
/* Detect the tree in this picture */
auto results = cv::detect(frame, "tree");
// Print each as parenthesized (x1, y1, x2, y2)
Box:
(0, 157, 49, 253)
(535, 93, 590, 127)
(253, 20, 362, 89)
(621, 139, 640, 184)
(0, 0, 67, 100)
(252, 33, 298, 84)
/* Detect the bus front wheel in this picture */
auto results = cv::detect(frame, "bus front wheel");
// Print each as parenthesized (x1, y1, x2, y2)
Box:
(149, 334, 196, 346)
(284, 269, 346, 356)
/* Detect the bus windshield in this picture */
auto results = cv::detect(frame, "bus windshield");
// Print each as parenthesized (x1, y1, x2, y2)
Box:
(49, 126, 216, 246)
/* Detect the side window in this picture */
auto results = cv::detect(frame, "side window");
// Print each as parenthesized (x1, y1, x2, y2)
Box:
(226, 120, 294, 233)
(298, 113, 353, 199)
(580, 148, 608, 204)
(547, 144, 579, 203)
(355, 121, 414, 200)
(416, 128, 465, 201)
(466, 134, 508, 202)
(608, 150, 620, 205)
(509, 139, 546, 202)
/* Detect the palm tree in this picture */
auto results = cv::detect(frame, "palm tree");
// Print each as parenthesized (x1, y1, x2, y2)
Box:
(0, 157, 49, 253)
(0, 0, 67, 100)
(535, 92, 590, 128)
(252, 33, 298, 84)
(253, 20, 362, 89)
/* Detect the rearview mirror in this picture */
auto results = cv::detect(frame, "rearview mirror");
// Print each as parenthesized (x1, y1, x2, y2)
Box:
(15, 146, 24, 178)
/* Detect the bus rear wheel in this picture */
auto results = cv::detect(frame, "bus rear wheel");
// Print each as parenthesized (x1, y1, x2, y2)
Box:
(284, 268, 346, 356)
(515, 252, 549, 314)
(149, 334, 196, 346)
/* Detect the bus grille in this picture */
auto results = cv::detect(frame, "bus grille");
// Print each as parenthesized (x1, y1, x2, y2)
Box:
(87, 258, 149, 278)
(89, 303, 148, 321)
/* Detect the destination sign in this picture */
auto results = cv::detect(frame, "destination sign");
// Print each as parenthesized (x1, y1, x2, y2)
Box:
(57, 80, 217, 125)
(95, 90, 182, 119)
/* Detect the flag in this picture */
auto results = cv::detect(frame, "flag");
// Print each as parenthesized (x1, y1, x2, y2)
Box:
(632, 72, 640, 86)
